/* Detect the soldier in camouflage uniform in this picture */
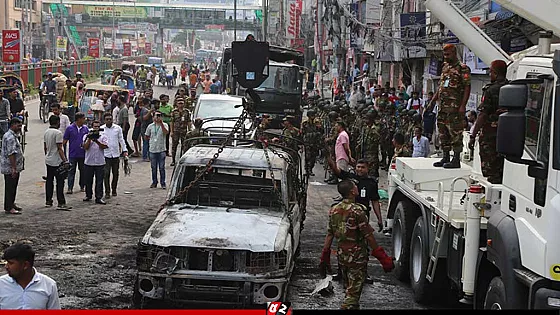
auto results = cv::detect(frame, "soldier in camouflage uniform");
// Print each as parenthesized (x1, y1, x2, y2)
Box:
(319, 180, 394, 309)
(427, 44, 471, 168)
(302, 110, 324, 176)
(324, 111, 340, 183)
(469, 60, 508, 184)
(379, 96, 397, 170)
(182, 118, 209, 155)
(391, 132, 412, 163)
(170, 99, 192, 166)
(356, 111, 380, 177)
(276, 115, 301, 152)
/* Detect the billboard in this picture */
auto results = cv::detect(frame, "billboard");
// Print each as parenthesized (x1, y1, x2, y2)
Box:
(56, 36, 68, 52)
(2, 30, 21, 63)
(85, 6, 147, 18)
(123, 42, 132, 56)
(88, 38, 100, 58)
(145, 42, 152, 54)
(400, 12, 427, 58)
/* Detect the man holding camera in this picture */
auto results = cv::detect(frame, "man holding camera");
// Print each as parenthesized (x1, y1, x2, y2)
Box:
(145, 111, 169, 189)
(83, 120, 109, 205)
(101, 112, 128, 199)
(44, 115, 70, 210)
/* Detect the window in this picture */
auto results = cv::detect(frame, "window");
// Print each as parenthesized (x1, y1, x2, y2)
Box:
(524, 73, 553, 162)
(256, 66, 300, 94)
(525, 73, 553, 206)
(15, 21, 22, 29)
(15, 0, 23, 8)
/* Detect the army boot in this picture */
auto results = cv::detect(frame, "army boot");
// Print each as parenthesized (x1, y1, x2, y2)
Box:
(433, 151, 450, 167)
(443, 151, 461, 169)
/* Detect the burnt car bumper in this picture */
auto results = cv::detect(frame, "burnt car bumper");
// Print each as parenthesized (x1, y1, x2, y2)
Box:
(136, 271, 289, 306)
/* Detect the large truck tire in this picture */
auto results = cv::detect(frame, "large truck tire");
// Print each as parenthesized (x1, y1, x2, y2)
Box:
(409, 216, 448, 304)
(392, 199, 420, 282)
(484, 276, 507, 310)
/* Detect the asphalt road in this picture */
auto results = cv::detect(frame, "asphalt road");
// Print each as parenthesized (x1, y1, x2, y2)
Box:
(0, 64, 431, 309)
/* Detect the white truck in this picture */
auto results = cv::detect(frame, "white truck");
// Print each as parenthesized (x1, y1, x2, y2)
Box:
(386, 0, 560, 309)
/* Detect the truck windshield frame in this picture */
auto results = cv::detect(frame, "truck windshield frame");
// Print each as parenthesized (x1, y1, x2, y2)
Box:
(255, 65, 301, 94)
(524, 73, 553, 163)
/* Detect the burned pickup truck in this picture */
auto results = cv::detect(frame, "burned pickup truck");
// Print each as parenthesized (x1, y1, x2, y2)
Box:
(134, 144, 306, 307)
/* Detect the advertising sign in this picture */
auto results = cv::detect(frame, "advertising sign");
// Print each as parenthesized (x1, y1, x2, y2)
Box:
(123, 42, 132, 56)
(2, 30, 21, 63)
(138, 37, 146, 48)
(286, 0, 301, 40)
(117, 22, 158, 32)
(88, 38, 100, 58)
(205, 25, 225, 32)
(400, 12, 427, 58)
(145, 42, 152, 54)
(56, 36, 68, 52)
(85, 6, 147, 18)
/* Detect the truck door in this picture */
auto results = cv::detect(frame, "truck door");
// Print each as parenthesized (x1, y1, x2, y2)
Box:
(501, 72, 554, 276)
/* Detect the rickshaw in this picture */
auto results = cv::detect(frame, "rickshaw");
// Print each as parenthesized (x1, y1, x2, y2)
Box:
(0, 73, 27, 153)
(122, 61, 136, 74)
(114, 70, 136, 106)
(79, 83, 128, 127)
(101, 69, 116, 85)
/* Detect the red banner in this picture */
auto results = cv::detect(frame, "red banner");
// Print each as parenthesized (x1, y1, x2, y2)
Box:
(87, 38, 100, 58)
(2, 30, 21, 63)
(145, 42, 152, 54)
(70, 45, 79, 60)
(123, 42, 132, 56)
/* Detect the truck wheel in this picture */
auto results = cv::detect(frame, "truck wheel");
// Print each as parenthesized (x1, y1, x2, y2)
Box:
(132, 276, 143, 309)
(410, 216, 446, 304)
(392, 200, 419, 281)
(484, 276, 506, 310)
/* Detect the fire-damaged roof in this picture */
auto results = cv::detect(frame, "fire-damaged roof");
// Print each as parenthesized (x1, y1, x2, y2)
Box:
(178, 145, 289, 170)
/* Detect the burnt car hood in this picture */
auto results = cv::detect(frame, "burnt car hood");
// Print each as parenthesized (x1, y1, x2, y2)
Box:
(141, 206, 290, 252)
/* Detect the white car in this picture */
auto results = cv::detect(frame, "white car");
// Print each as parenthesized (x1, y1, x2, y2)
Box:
(193, 94, 255, 144)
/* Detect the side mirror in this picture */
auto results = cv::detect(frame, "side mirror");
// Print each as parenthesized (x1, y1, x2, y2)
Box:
(497, 84, 527, 158)
(231, 41, 269, 89)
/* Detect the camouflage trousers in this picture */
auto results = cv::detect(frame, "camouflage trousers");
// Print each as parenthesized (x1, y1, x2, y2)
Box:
(340, 264, 367, 310)
(437, 111, 464, 153)
(380, 140, 393, 168)
(363, 149, 379, 176)
(172, 132, 187, 160)
(479, 132, 504, 184)
(305, 146, 320, 173)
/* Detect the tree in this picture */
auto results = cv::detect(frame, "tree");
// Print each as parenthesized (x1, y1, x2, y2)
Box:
(171, 31, 189, 45)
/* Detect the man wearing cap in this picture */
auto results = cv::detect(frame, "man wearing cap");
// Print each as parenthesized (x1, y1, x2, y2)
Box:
(276, 115, 301, 151)
(427, 44, 471, 169)
(469, 60, 508, 184)
(42, 73, 57, 95)
(73, 72, 85, 88)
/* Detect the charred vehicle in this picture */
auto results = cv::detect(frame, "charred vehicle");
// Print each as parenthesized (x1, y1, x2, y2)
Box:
(134, 144, 307, 307)
(220, 45, 305, 128)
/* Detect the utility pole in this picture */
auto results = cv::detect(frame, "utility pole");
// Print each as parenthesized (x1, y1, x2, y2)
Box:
(234, 0, 237, 41)
(112, 0, 116, 56)
(263, 0, 268, 41)
(27, 0, 33, 58)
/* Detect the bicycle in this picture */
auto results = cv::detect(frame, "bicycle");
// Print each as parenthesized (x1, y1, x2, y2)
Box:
(40, 92, 56, 123)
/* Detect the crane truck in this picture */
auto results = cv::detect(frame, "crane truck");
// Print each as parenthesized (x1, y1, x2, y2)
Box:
(386, 0, 560, 309)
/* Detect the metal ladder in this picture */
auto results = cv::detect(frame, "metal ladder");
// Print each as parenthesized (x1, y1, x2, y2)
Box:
(426, 216, 447, 283)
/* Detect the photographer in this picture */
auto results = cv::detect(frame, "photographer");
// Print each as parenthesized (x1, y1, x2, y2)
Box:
(83, 120, 109, 205)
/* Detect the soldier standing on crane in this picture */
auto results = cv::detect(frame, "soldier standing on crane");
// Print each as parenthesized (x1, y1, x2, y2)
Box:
(469, 60, 508, 183)
(427, 44, 471, 169)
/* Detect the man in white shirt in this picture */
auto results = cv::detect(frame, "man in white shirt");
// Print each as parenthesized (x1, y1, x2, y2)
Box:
(0, 243, 60, 310)
(101, 112, 128, 199)
(407, 91, 424, 114)
(145, 111, 169, 189)
(50, 103, 70, 135)
(412, 127, 431, 158)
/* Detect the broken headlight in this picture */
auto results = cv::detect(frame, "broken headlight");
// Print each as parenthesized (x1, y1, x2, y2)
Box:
(245, 250, 288, 273)
(151, 252, 179, 274)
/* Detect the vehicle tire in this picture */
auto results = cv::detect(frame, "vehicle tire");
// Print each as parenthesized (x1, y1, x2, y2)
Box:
(392, 199, 420, 282)
(132, 276, 143, 309)
(39, 104, 43, 121)
(20, 131, 26, 154)
(484, 276, 507, 310)
(409, 216, 447, 304)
